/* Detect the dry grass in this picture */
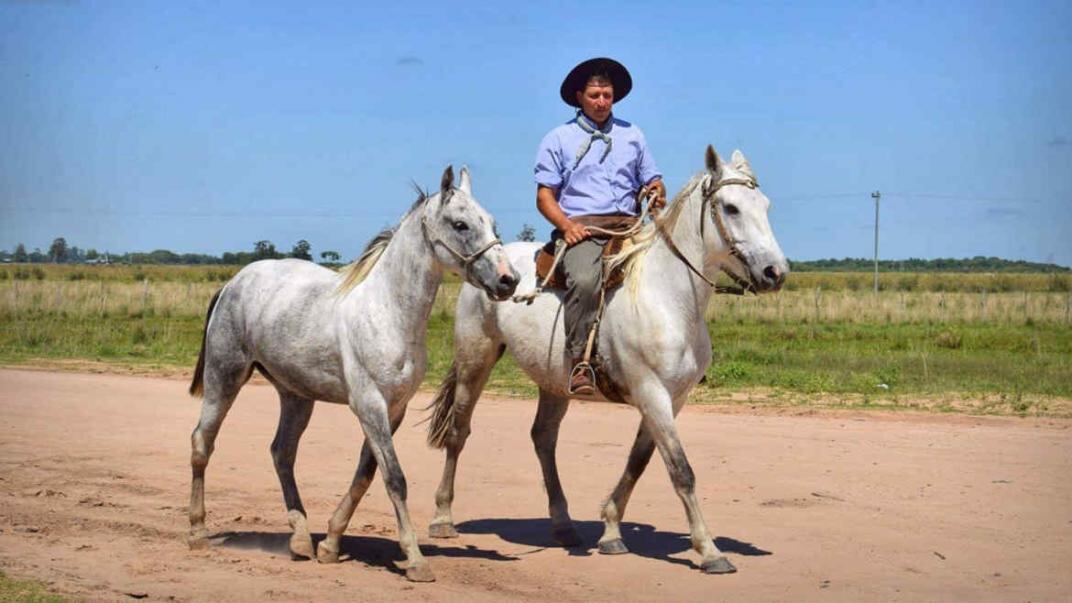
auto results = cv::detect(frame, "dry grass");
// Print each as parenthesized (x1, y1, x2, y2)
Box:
(707, 289, 1072, 325)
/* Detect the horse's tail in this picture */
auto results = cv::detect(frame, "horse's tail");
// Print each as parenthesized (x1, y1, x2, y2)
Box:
(425, 361, 460, 449)
(189, 288, 223, 397)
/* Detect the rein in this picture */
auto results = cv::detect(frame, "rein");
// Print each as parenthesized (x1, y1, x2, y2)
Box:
(658, 176, 758, 296)
(511, 192, 655, 304)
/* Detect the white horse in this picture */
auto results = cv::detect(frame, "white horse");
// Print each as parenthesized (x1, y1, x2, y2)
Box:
(187, 166, 519, 582)
(425, 147, 787, 574)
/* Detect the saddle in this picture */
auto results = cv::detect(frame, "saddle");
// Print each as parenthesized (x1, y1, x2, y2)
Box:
(533, 215, 638, 292)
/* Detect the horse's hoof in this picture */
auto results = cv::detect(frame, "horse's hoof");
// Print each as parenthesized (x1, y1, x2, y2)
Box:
(428, 522, 458, 539)
(552, 526, 583, 548)
(598, 538, 629, 555)
(701, 556, 737, 574)
(316, 541, 340, 564)
(289, 533, 315, 561)
(405, 563, 436, 583)
(187, 528, 210, 550)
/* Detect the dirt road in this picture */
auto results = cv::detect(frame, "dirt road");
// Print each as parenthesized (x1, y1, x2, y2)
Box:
(1, 368, 1069, 601)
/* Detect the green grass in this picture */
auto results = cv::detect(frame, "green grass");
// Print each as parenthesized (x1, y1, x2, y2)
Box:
(702, 321, 1071, 398)
(0, 572, 66, 603)
(0, 313, 203, 367)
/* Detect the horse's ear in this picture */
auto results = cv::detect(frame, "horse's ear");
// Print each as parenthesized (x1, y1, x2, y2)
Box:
(731, 149, 755, 180)
(440, 165, 454, 200)
(705, 145, 722, 177)
(458, 166, 472, 195)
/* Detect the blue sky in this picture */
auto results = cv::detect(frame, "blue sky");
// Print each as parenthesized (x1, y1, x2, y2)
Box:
(2, 0, 1070, 265)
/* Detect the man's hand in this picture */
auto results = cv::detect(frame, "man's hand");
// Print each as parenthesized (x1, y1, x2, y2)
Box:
(537, 185, 592, 246)
(646, 179, 667, 211)
(562, 220, 591, 246)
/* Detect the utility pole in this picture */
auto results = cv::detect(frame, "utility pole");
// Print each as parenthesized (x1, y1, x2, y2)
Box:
(871, 191, 881, 293)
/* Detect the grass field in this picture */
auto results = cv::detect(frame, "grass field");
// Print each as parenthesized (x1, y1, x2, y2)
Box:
(0, 571, 66, 603)
(1, 264, 1070, 416)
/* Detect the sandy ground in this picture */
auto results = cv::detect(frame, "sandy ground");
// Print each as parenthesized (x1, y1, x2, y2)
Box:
(0, 368, 1070, 602)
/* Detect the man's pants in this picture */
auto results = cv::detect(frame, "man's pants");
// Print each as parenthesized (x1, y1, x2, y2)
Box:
(561, 237, 608, 362)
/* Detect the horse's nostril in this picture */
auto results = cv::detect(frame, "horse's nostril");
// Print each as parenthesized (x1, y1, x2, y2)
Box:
(763, 265, 781, 282)
(499, 274, 518, 291)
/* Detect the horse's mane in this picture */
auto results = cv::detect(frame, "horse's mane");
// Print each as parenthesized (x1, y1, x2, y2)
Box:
(336, 187, 431, 295)
(605, 174, 706, 294)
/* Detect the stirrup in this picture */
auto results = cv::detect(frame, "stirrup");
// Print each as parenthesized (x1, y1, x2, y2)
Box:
(568, 362, 596, 395)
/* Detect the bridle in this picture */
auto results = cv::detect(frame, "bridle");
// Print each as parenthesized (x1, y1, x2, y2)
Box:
(655, 175, 759, 295)
(420, 215, 502, 282)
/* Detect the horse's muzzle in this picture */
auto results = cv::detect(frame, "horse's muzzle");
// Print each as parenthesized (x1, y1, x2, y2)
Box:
(493, 272, 519, 300)
(756, 262, 788, 292)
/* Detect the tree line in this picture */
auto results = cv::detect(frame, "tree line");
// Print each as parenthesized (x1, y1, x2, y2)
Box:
(2, 238, 343, 266)
(3, 236, 1068, 273)
(790, 257, 1069, 273)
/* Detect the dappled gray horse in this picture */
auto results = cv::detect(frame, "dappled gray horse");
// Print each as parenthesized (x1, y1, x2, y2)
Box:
(426, 147, 787, 574)
(187, 166, 519, 582)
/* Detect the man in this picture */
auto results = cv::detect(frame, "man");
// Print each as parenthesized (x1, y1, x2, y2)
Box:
(533, 57, 666, 395)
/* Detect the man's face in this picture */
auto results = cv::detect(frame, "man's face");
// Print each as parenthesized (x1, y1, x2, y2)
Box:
(576, 80, 613, 124)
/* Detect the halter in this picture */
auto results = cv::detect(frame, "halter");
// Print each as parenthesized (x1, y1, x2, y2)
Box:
(658, 175, 759, 295)
(420, 216, 502, 282)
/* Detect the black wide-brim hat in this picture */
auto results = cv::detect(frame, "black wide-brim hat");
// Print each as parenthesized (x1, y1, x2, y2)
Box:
(559, 57, 632, 108)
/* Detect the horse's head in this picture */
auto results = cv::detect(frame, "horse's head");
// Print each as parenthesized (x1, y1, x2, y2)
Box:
(422, 165, 520, 300)
(701, 145, 788, 292)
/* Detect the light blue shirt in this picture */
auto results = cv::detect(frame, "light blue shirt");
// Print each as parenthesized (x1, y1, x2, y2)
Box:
(534, 113, 662, 217)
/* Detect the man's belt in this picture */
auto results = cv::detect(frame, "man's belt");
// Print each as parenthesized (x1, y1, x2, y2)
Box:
(571, 214, 639, 232)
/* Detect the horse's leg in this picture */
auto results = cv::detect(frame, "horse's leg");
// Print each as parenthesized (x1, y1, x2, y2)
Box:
(597, 421, 656, 555)
(316, 439, 377, 563)
(270, 391, 315, 560)
(316, 413, 401, 564)
(188, 360, 248, 548)
(318, 404, 434, 582)
(637, 391, 736, 574)
(355, 398, 434, 581)
(428, 342, 501, 539)
(530, 389, 580, 547)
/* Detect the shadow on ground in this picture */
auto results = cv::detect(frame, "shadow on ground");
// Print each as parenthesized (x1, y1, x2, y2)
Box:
(212, 530, 518, 576)
(456, 518, 771, 569)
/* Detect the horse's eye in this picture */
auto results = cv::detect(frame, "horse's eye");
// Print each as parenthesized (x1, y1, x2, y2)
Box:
(452, 221, 469, 232)
(725, 204, 740, 216)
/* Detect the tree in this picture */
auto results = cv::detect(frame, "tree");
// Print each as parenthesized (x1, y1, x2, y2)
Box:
(49, 237, 68, 263)
(517, 223, 537, 242)
(85, 248, 99, 261)
(320, 250, 341, 263)
(253, 240, 279, 261)
(290, 239, 312, 261)
(13, 243, 27, 263)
